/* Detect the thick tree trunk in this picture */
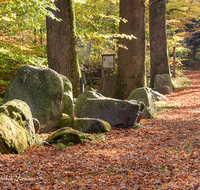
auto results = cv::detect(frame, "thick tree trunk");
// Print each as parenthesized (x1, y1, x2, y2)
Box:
(46, 0, 81, 97)
(149, 0, 171, 88)
(113, 0, 146, 100)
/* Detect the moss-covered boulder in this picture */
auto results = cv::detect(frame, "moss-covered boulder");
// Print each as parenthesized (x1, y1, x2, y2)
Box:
(58, 114, 74, 128)
(2, 65, 74, 132)
(74, 91, 145, 128)
(46, 127, 91, 145)
(0, 99, 35, 154)
(58, 114, 111, 133)
(127, 87, 156, 118)
(74, 91, 104, 115)
(60, 75, 74, 116)
(73, 118, 111, 133)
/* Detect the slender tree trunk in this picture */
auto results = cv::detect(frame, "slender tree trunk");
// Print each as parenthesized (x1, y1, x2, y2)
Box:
(149, 0, 171, 88)
(40, 28, 43, 45)
(113, 0, 146, 99)
(46, 0, 81, 97)
(34, 28, 37, 44)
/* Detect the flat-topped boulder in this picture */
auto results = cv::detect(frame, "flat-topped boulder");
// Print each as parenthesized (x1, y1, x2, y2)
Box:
(58, 114, 111, 133)
(74, 91, 145, 128)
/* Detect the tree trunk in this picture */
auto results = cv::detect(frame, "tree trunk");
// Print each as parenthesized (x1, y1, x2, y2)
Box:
(113, 0, 146, 99)
(149, 0, 171, 88)
(46, 0, 81, 98)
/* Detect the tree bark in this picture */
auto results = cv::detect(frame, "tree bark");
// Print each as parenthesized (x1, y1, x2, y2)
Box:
(46, 0, 81, 98)
(113, 0, 146, 99)
(149, 0, 171, 88)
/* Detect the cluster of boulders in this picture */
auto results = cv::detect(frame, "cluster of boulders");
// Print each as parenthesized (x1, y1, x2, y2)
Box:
(0, 65, 171, 154)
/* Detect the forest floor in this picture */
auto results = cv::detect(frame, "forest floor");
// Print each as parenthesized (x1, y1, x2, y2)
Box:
(0, 70, 200, 189)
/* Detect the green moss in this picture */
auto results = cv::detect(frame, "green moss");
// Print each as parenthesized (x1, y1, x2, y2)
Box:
(46, 127, 91, 145)
(74, 120, 88, 132)
(0, 98, 3, 105)
(100, 120, 111, 132)
(0, 100, 35, 154)
(58, 116, 74, 129)
(0, 115, 32, 154)
(58, 112, 111, 133)
(74, 91, 102, 116)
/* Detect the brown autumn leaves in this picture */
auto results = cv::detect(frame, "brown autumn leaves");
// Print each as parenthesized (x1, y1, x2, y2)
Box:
(0, 70, 199, 189)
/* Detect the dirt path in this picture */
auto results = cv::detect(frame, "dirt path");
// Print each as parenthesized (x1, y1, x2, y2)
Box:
(0, 71, 200, 189)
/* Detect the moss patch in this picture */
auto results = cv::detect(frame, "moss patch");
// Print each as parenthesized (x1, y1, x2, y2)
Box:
(46, 127, 91, 145)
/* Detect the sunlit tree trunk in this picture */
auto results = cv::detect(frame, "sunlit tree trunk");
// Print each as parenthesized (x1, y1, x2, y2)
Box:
(46, 0, 81, 97)
(149, 0, 171, 88)
(113, 0, 146, 99)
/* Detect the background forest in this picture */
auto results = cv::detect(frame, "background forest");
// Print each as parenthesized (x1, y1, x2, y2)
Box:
(0, 0, 200, 97)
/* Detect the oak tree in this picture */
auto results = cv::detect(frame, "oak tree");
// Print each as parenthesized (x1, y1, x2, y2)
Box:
(113, 0, 146, 99)
(149, 0, 171, 88)
(46, 0, 81, 97)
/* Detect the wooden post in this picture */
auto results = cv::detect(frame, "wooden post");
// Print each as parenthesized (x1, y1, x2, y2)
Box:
(102, 55, 104, 79)
(173, 46, 176, 78)
(113, 55, 116, 73)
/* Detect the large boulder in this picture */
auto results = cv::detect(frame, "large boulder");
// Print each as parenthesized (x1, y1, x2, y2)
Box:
(127, 87, 156, 118)
(0, 99, 35, 154)
(2, 65, 73, 131)
(60, 75, 74, 116)
(74, 91, 145, 128)
(73, 118, 111, 133)
(154, 74, 173, 94)
(46, 127, 91, 145)
(99, 75, 116, 97)
(74, 91, 104, 115)
(58, 114, 111, 133)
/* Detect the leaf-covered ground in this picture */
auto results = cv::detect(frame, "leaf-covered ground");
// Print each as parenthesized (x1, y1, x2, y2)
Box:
(0, 70, 200, 189)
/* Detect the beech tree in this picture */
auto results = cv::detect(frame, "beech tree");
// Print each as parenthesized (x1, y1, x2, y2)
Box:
(149, 0, 171, 88)
(113, 0, 146, 99)
(46, 0, 81, 97)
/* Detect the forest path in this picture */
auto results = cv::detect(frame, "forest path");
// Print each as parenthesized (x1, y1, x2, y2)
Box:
(0, 70, 200, 189)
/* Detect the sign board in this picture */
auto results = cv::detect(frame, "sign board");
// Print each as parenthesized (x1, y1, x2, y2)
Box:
(102, 54, 116, 68)
(101, 54, 116, 79)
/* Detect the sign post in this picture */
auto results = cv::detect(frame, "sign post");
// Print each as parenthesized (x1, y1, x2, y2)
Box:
(101, 54, 116, 79)
(173, 46, 176, 78)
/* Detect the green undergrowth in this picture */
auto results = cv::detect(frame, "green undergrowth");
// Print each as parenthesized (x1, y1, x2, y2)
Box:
(172, 69, 191, 89)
